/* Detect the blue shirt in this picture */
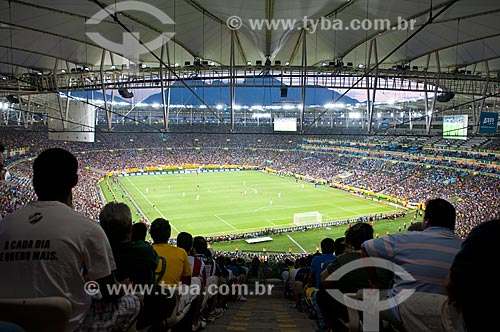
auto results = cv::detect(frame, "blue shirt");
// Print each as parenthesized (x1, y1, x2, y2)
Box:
(363, 227, 462, 296)
(310, 253, 335, 288)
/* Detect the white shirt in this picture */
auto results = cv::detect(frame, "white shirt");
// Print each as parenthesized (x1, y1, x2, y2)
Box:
(0, 201, 116, 332)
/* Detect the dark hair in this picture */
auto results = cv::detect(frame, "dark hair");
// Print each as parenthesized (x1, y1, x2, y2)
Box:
(424, 198, 456, 230)
(33, 148, 78, 199)
(0, 143, 5, 153)
(193, 236, 208, 255)
(99, 202, 132, 243)
(131, 222, 148, 241)
(334, 237, 346, 255)
(320, 237, 335, 254)
(150, 218, 171, 244)
(177, 232, 193, 253)
(345, 222, 374, 250)
(408, 221, 424, 232)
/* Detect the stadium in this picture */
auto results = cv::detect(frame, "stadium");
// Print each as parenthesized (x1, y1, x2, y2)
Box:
(0, 1, 499, 332)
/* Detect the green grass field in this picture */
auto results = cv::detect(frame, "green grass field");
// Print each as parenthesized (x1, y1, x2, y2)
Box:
(101, 170, 419, 253)
(101, 171, 420, 252)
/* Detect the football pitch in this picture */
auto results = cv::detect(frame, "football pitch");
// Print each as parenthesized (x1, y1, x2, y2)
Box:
(101, 170, 412, 252)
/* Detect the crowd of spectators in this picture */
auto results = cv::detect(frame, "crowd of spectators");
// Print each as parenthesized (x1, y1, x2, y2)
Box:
(1, 129, 499, 240)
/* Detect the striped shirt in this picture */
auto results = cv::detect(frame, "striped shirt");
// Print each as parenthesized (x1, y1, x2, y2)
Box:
(363, 226, 462, 296)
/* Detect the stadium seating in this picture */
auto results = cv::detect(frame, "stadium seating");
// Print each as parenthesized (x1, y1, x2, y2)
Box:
(0, 297, 72, 332)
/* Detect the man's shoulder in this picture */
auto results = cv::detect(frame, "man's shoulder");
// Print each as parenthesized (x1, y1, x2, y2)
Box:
(337, 252, 362, 264)
(154, 243, 186, 256)
(1, 201, 100, 232)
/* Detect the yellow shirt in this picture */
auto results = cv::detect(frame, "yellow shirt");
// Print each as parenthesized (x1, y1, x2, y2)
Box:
(153, 243, 191, 286)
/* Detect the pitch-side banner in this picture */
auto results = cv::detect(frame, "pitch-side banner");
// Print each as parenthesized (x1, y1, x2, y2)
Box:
(479, 112, 499, 134)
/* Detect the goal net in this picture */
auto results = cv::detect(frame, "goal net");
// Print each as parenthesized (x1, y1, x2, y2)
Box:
(293, 211, 322, 226)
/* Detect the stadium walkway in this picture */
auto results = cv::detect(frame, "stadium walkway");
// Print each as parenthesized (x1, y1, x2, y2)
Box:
(204, 280, 317, 332)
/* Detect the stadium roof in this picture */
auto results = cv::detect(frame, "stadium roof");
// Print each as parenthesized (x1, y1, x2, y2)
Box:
(0, 0, 499, 74)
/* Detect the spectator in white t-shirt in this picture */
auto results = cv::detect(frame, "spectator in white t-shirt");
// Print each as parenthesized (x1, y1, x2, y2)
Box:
(0, 148, 140, 332)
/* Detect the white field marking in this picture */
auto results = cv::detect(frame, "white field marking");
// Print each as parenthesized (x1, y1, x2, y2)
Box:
(125, 177, 180, 233)
(287, 234, 307, 253)
(252, 203, 328, 213)
(326, 202, 398, 216)
(214, 214, 238, 231)
(265, 219, 278, 227)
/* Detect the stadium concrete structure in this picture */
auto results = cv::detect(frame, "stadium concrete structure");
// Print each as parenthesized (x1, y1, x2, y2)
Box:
(0, 0, 498, 136)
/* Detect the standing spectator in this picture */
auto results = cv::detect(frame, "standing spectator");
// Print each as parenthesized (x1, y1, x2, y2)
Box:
(362, 198, 463, 330)
(0, 148, 140, 332)
(446, 219, 500, 331)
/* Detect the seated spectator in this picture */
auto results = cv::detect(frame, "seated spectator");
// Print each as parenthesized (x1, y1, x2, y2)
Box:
(309, 238, 335, 289)
(305, 238, 335, 330)
(131, 222, 149, 243)
(362, 198, 463, 331)
(334, 237, 346, 256)
(150, 218, 192, 287)
(99, 202, 174, 331)
(177, 231, 207, 332)
(446, 218, 500, 331)
(0, 148, 140, 332)
(317, 222, 393, 332)
(193, 236, 224, 323)
(291, 257, 310, 311)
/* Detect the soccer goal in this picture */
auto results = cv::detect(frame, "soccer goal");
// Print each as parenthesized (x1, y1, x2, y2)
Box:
(293, 211, 323, 226)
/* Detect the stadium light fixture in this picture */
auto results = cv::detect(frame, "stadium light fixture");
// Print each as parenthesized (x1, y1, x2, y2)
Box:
(216, 104, 224, 110)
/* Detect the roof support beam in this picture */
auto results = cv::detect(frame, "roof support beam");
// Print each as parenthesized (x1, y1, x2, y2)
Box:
(474, 60, 490, 134)
(160, 42, 171, 132)
(230, 30, 236, 133)
(265, 0, 275, 56)
(366, 39, 379, 134)
(300, 30, 307, 134)
(100, 49, 112, 131)
(425, 51, 441, 134)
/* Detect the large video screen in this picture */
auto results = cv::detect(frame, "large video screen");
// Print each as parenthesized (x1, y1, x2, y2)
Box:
(274, 118, 297, 132)
(443, 115, 468, 140)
